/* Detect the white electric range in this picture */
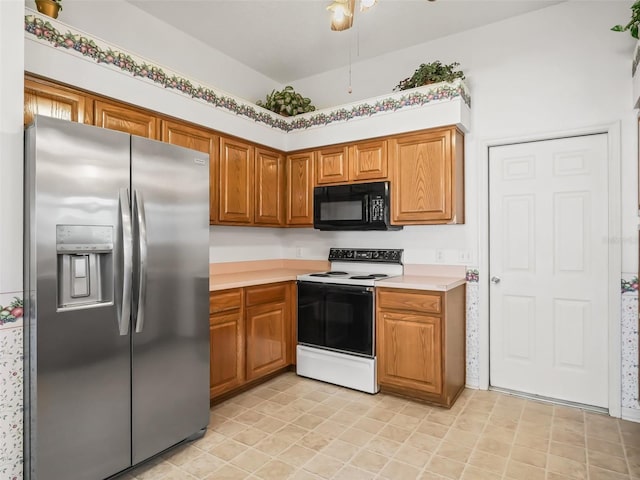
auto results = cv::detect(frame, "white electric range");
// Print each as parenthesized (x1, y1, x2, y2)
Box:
(296, 248, 404, 394)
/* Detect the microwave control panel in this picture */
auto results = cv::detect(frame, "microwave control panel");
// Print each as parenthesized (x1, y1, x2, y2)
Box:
(370, 195, 385, 222)
(328, 248, 403, 264)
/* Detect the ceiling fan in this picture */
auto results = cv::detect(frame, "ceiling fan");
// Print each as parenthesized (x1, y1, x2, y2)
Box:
(327, 0, 436, 31)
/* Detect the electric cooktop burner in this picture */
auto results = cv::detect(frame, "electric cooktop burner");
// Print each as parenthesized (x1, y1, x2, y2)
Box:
(309, 271, 349, 277)
(297, 248, 404, 287)
(349, 274, 389, 280)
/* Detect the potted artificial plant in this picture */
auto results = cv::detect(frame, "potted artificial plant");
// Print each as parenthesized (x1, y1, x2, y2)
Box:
(611, 0, 640, 38)
(35, 0, 62, 19)
(256, 86, 316, 117)
(394, 61, 465, 91)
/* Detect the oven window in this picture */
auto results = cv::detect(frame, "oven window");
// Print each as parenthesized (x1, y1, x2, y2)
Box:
(320, 200, 363, 221)
(297, 282, 374, 357)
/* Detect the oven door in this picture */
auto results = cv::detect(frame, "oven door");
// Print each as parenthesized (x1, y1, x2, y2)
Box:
(297, 281, 374, 357)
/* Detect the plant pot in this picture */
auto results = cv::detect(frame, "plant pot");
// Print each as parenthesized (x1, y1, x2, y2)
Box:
(35, 0, 60, 19)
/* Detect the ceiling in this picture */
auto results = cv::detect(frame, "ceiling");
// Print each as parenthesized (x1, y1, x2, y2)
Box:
(128, 0, 564, 84)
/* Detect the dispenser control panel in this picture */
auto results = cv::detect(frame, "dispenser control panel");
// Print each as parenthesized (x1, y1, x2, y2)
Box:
(56, 225, 113, 252)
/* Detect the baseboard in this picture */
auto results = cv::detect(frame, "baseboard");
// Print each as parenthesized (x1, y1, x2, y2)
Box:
(621, 407, 640, 423)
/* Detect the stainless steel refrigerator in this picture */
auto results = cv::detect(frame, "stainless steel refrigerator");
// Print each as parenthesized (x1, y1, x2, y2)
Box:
(24, 115, 210, 480)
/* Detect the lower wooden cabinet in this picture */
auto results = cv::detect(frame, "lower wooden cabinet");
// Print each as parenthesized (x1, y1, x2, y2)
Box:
(376, 285, 466, 407)
(209, 289, 244, 398)
(209, 282, 294, 400)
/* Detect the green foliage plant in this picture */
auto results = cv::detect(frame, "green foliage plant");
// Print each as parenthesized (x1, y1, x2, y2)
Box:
(394, 61, 465, 92)
(611, 1, 640, 39)
(256, 86, 316, 117)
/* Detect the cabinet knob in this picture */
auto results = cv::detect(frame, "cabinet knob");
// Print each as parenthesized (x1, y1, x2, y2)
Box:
(490, 276, 501, 284)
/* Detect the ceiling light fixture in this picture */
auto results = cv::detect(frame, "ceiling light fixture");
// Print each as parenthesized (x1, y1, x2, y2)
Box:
(329, 0, 436, 31)
(359, 0, 376, 12)
(327, 0, 355, 31)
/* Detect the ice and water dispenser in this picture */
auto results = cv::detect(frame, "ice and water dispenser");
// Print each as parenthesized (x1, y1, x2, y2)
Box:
(56, 225, 114, 310)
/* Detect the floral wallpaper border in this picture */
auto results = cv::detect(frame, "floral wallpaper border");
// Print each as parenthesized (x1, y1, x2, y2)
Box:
(465, 269, 479, 283)
(0, 298, 22, 327)
(24, 11, 471, 133)
(622, 276, 639, 294)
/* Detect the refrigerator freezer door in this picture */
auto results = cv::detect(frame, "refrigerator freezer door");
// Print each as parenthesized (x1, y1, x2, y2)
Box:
(24, 116, 132, 480)
(130, 136, 210, 463)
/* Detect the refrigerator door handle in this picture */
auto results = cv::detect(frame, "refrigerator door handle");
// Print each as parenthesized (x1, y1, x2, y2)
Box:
(134, 189, 148, 333)
(118, 188, 132, 336)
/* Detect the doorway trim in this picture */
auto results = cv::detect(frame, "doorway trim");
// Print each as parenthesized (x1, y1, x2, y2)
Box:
(478, 122, 622, 418)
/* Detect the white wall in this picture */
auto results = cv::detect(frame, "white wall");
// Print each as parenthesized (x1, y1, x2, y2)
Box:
(288, 1, 637, 273)
(210, 225, 474, 266)
(0, 1, 24, 475)
(60, 0, 280, 105)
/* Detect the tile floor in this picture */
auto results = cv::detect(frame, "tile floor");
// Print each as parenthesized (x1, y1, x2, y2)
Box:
(122, 372, 640, 480)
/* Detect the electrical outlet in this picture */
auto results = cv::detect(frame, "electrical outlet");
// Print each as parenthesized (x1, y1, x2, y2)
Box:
(458, 250, 472, 263)
(295, 247, 303, 258)
(435, 250, 445, 263)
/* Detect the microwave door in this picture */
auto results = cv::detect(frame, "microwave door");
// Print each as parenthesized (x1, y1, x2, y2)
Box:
(314, 189, 369, 230)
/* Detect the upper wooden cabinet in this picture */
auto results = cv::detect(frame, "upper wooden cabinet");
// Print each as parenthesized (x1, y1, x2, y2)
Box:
(218, 137, 254, 224)
(316, 140, 388, 185)
(24, 77, 90, 126)
(286, 153, 315, 226)
(316, 146, 349, 184)
(160, 120, 218, 224)
(94, 99, 159, 139)
(349, 140, 388, 182)
(215, 140, 284, 227)
(24, 76, 465, 228)
(389, 126, 464, 225)
(255, 148, 285, 226)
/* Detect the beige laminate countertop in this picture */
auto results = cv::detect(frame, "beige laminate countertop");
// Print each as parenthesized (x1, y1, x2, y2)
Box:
(210, 268, 318, 291)
(209, 261, 468, 292)
(209, 259, 330, 291)
(376, 275, 466, 292)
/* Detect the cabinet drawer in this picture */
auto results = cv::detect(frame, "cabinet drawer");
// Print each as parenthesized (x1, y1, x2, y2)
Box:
(210, 289, 242, 314)
(245, 283, 287, 306)
(377, 288, 441, 314)
(210, 310, 242, 326)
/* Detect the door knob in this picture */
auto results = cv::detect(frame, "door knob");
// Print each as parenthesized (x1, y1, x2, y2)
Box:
(490, 276, 501, 284)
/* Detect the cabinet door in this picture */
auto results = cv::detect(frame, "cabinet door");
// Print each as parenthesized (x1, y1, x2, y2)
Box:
(219, 137, 254, 224)
(161, 120, 218, 224)
(316, 146, 348, 184)
(255, 148, 284, 226)
(94, 99, 159, 139)
(24, 77, 90, 126)
(210, 311, 244, 398)
(390, 128, 459, 224)
(377, 311, 442, 395)
(245, 301, 288, 380)
(286, 153, 314, 226)
(349, 140, 388, 182)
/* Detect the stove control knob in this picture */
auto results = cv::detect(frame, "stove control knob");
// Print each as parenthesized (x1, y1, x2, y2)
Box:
(347, 251, 354, 258)
(372, 251, 379, 259)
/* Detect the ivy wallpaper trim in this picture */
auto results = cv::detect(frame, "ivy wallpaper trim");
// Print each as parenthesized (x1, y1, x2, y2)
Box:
(24, 11, 471, 133)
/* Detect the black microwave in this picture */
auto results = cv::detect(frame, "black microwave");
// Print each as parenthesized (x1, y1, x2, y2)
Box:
(313, 181, 402, 231)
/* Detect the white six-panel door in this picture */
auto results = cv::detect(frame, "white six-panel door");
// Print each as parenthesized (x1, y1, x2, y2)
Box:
(489, 134, 609, 408)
